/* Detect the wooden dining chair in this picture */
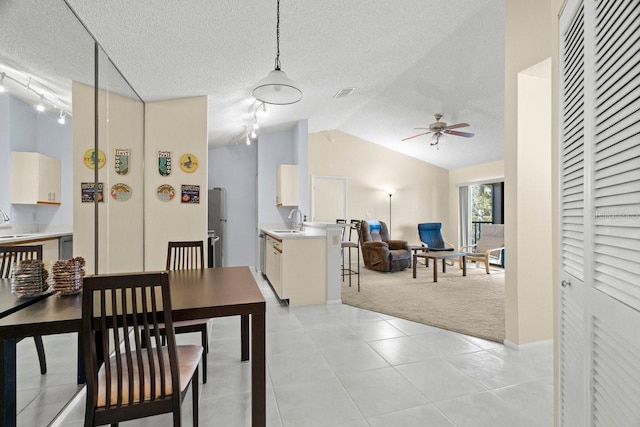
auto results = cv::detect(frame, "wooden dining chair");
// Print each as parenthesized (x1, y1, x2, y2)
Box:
(0, 245, 47, 374)
(82, 271, 202, 427)
(165, 240, 209, 383)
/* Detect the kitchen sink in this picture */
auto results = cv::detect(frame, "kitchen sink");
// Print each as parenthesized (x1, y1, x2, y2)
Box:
(271, 230, 301, 234)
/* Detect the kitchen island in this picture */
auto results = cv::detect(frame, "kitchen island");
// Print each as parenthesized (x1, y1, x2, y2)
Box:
(261, 223, 343, 306)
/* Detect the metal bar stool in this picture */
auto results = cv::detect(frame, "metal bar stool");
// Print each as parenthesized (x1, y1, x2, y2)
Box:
(337, 219, 361, 292)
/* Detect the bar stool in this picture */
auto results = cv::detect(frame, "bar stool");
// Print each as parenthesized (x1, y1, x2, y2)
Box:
(337, 219, 361, 292)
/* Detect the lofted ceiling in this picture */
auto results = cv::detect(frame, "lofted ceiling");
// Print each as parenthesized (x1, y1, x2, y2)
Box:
(1, 0, 505, 170)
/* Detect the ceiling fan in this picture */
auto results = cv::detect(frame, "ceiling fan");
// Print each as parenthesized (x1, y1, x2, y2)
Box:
(402, 113, 474, 146)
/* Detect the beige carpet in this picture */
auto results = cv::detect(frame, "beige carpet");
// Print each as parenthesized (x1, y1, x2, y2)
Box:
(341, 262, 505, 343)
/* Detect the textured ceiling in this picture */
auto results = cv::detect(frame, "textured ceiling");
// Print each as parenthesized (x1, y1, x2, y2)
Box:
(1, 0, 505, 170)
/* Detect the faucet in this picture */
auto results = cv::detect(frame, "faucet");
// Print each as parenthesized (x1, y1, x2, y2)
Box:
(287, 208, 303, 231)
(0, 209, 9, 222)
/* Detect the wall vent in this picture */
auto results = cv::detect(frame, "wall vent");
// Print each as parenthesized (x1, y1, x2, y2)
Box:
(333, 88, 355, 99)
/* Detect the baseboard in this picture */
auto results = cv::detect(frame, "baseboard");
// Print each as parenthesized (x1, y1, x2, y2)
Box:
(504, 338, 553, 350)
(326, 299, 342, 304)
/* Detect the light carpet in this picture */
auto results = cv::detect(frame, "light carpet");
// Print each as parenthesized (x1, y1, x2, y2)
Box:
(341, 262, 505, 343)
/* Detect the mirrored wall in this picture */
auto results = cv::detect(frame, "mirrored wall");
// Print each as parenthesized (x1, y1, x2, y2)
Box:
(0, 0, 144, 274)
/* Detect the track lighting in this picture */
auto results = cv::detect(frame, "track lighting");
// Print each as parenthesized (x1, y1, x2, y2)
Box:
(36, 95, 45, 112)
(0, 66, 71, 124)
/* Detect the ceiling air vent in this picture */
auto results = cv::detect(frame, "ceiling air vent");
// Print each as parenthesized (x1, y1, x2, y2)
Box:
(333, 88, 355, 99)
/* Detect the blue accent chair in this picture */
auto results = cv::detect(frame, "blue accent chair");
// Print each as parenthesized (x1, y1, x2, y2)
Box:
(417, 222, 455, 252)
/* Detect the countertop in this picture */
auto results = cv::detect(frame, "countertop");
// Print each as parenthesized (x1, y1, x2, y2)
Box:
(261, 222, 345, 240)
(0, 231, 72, 244)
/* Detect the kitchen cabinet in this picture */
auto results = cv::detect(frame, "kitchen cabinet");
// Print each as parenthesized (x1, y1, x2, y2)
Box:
(276, 164, 298, 207)
(11, 152, 62, 205)
(265, 234, 282, 296)
(264, 232, 326, 305)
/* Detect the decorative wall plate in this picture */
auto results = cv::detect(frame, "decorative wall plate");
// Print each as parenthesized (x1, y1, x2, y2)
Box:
(110, 183, 132, 201)
(156, 184, 176, 202)
(179, 153, 198, 173)
(83, 149, 106, 169)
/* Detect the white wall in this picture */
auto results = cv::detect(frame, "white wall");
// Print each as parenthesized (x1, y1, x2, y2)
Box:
(0, 93, 72, 230)
(208, 143, 257, 267)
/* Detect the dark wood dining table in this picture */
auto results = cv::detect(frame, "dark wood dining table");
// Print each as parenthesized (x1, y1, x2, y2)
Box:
(0, 266, 266, 427)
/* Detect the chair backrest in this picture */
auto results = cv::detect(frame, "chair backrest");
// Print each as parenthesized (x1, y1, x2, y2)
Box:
(82, 272, 180, 420)
(166, 241, 204, 270)
(417, 223, 446, 250)
(476, 224, 504, 252)
(337, 219, 361, 242)
(0, 245, 43, 279)
(359, 220, 390, 244)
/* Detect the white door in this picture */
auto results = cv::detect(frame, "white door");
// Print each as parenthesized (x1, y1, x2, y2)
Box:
(559, 0, 640, 425)
(311, 176, 346, 222)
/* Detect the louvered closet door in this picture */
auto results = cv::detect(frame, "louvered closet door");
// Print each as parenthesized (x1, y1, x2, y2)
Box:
(559, 1, 587, 425)
(590, 0, 640, 424)
(559, 0, 640, 425)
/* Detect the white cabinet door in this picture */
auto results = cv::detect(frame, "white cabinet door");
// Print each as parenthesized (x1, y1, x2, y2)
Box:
(11, 152, 62, 205)
(276, 164, 298, 206)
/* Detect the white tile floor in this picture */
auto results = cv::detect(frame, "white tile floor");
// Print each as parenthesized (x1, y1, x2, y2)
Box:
(16, 270, 553, 426)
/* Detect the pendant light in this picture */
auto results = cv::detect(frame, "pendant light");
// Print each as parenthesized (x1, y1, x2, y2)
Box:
(252, 0, 302, 105)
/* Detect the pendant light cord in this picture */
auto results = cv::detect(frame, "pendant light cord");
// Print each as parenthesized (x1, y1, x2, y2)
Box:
(274, 0, 281, 70)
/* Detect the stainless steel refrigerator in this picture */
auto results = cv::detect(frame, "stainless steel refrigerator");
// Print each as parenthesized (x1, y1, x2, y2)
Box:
(207, 187, 226, 267)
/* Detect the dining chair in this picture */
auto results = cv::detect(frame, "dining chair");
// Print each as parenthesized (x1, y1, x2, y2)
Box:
(165, 240, 209, 383)
(0, 245, 47, 374)
(82, 271, 202, 427)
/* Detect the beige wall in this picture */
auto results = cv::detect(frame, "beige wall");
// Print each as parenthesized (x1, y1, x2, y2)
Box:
(72, 82, 145, 274)
(448, 160, 505, 246)
(308, 130, 449, 244)
(144, 97, 208, 271)
(504, 0, 555, 347)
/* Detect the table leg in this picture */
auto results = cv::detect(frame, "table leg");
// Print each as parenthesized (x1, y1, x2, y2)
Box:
(241, 314, 249, 361)
(251, 312, 266, 426)
(412, 254, 417, 278)
(1, 339, 17, 427)
(443, 259, 447, 273)
(433, 260, 438, 283)
(462, 255, 467, 276)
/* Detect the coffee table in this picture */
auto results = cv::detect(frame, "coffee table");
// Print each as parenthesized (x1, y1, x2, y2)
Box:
(413, 251, 466, 282)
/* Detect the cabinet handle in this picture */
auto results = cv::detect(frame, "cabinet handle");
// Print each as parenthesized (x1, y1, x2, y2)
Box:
(561, 280, 571, 288)
(52, 192, 55, 201)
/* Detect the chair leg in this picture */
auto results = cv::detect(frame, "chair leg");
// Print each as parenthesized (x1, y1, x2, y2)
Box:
(201, 327, 208, 384)
(485, 259, 490, 274)
(356, 246, 360, 292)
(347, 246, 352, 287)
(34, 336, 47, 375)
(192, 367, 200, 427)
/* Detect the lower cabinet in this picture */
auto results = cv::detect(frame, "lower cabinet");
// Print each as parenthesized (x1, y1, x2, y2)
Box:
(265, 235, 283, 297)
(265, 233, 327, 306)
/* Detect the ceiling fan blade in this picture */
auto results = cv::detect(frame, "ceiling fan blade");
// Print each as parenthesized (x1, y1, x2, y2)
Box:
(445, 122, 470, 130)
(414, 127, 430, 130)
(444, 130, 474, 138)
(401, 131, 433, 141)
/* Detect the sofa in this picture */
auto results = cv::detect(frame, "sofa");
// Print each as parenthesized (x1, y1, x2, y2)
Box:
(359, 220, 411, 272)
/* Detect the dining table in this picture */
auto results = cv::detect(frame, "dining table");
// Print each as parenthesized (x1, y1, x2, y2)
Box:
(0, 266, 266, 427)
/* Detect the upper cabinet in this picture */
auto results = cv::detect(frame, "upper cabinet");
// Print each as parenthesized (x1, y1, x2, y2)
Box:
(11, 152, 61, 205)
(276, 164, 298, 207)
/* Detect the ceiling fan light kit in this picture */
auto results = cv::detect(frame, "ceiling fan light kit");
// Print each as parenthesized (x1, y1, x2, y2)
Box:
(252, 0, 302, 105)
(402, 113, 474, 147)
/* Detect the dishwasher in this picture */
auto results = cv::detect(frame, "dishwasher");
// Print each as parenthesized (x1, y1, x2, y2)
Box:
(58, 234, 73, 259)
